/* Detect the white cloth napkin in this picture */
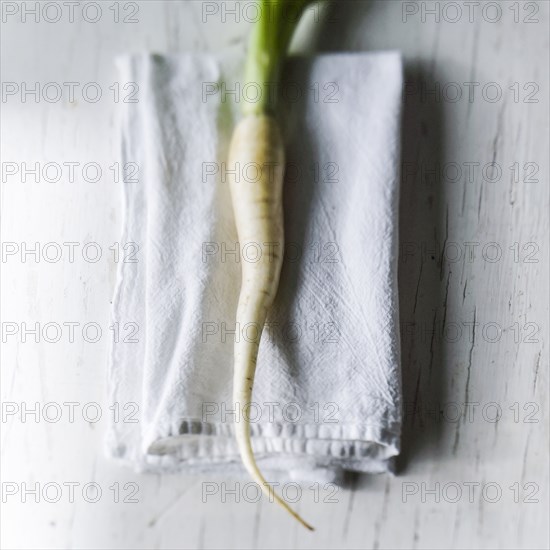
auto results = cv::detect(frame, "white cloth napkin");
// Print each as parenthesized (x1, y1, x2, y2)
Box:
(106, 51, 403, 483)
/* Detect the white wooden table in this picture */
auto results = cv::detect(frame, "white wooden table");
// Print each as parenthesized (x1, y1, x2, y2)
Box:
(2, 1, 548, 548)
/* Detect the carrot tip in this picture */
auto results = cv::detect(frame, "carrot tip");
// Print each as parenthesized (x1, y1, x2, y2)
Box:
(296, 516, 315, 531)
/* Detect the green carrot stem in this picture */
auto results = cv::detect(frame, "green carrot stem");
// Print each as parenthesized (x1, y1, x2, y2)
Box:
(242, 0, 316, 116)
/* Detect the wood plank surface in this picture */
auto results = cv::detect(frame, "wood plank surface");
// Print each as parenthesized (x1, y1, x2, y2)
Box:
(1, 1, 548, 548)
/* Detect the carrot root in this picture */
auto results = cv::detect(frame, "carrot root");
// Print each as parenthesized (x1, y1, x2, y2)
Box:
(228, 113, 314, 530)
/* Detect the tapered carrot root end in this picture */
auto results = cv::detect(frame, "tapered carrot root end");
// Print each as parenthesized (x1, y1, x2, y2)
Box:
(272, 490, 315, 531)
(264, 479, 315, 531)
(295, 515, 315, 532)
(276, 492, 313, 530)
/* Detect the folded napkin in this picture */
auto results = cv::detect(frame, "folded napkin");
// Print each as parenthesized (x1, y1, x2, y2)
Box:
(106, 51, 403, 482)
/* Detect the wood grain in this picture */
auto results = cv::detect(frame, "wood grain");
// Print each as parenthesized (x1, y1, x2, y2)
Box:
(1, 1, 548, 548)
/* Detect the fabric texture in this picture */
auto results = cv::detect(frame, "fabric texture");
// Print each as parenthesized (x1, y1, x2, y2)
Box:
(106, 51, 403, 483)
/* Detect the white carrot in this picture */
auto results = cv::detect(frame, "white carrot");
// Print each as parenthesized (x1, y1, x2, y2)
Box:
(228, 0, 316, 531)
